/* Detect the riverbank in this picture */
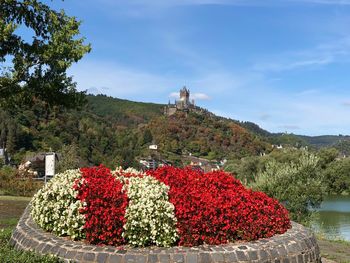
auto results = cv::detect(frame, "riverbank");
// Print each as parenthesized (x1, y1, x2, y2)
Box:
(312, 194, 350, 243)
(317, 236, 350, 263)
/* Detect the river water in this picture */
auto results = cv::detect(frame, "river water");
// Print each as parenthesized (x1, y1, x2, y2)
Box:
(311, 195, 350, 241)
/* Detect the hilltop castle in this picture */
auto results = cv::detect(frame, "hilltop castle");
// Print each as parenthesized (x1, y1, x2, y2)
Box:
(164, 86, 196, 116)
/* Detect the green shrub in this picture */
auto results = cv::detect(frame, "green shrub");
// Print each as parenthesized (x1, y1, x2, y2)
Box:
(251, 150, 323, 223)
(322, 158, 350, 194)
(0, 166, 43, 197)
(56, 144, 81, 173)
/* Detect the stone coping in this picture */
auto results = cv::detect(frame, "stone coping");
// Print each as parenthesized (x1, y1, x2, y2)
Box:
(10, 205, 321, 263)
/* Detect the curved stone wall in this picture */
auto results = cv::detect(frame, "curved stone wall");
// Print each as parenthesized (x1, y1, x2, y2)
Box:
(10, 206, 321, 263)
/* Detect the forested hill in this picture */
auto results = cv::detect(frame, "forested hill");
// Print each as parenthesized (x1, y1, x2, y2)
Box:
(86, 95, 164, 127)
(0, 94, 270, 168)
(2, 94, 350, 168)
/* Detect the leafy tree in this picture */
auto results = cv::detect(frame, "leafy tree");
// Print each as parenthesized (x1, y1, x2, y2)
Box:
(142, 129, 153, 145)
(317, 147, 339, 169)
(0, 95, 273, 170)
(56, 143, 80, 173)
(0, 0, 91, 109)
(334, 139, 350, 156)
(224, 155, 267, 185)
(322, 158, 350, 194)
(268, 147, 303, 164)
(251, 150, 323, 223)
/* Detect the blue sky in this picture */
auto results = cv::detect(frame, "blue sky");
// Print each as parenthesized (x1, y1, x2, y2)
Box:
(48, 0, 350, 135)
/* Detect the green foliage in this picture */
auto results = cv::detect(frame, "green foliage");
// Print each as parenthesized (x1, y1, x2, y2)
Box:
(148, 112, 269, 160)
(0, 95, 270, 169)
(251, 150, 323, 223)
(142, 129, 153, 145)
(0, 228, 62, 263)
(299, 135, 350, 148)
(1, 0, 90, 109)
(317, 147, 339, 169)
(56, 143, 80, 173)
(87, 95, 164, 126)
(0, 166, 42, 196)
(269, 134, 308, 148)
(239, 121, 271, 137)
(333, 139, 350, 156)
(0, 110, 19, 155)
(322, 158, 350, 195)
(224, 156, 267, 185)
(224, 148, 305, 186)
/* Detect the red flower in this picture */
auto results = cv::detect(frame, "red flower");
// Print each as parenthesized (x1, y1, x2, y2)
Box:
(74, 165, 128, 245)
(149, 166, 290, 246)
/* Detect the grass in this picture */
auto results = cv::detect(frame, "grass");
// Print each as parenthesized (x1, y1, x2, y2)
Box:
(0, 195, 32, 201)
(0, 195, 62, 262)
(0, 195, 31, 228)
(316, 234, 350, 263)
(0, 227, 62, 263)
(0, 218, 18, 228)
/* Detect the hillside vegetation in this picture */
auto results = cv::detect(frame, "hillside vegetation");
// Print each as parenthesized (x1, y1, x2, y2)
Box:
(86, 95, 164, 127)
(0, 95, 269, 168)
(2, 94, 350, 170)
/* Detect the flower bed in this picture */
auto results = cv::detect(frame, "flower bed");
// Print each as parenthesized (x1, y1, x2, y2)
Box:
(31, 169, 85, 240)
(30, 165, 291, 248)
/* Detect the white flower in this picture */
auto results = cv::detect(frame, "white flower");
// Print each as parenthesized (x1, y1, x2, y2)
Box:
(122, 173, 178, 247)
(30, 169, 85, 240)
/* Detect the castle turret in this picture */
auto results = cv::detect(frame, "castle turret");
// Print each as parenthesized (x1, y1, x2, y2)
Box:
(179, 86, 190, 104)
(177, 86, 191, 110)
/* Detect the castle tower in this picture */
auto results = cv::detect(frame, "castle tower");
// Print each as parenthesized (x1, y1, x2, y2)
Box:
(179, 86, 190, 107)
(165, 86, 196, 115)
(180, 86, 190, 104)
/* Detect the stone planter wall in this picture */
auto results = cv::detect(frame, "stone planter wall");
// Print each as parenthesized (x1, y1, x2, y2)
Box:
(10, 206, 321, 263)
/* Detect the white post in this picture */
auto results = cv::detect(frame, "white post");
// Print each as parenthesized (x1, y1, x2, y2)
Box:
(45, 152, 55, 183)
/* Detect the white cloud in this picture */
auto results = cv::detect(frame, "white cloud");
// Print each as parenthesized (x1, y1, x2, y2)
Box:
(191, 93, 211, 100)
(254, 57, 333, 71)
(69, 60, 178, 101)
(254, 36, 350, 72)
(169, 91, 211, 100)
(69, 59, 250, 104)
(169, 92, 179, 98)
(69, 58, 350, 135)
